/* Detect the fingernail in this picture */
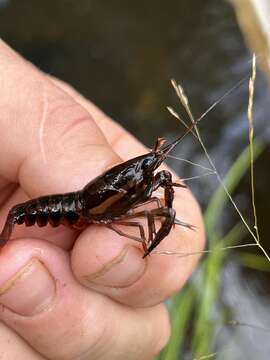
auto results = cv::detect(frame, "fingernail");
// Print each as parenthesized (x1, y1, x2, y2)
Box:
(85, 246, 146, 288)
(0, 259, 56, 316)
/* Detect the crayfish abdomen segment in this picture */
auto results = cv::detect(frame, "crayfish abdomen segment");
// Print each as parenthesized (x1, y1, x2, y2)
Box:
(8, 191, 83, 229)
(0, 192, 82, 246)
(0, 191, 85, 247)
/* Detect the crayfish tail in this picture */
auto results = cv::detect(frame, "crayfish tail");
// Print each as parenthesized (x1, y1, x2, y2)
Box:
(0, 220, 13, 248)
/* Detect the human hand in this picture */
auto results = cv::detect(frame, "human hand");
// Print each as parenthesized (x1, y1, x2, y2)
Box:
(0, 40, 204, 359)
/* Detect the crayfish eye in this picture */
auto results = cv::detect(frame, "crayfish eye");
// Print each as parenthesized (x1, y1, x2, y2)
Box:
(141, 157, 152, 170)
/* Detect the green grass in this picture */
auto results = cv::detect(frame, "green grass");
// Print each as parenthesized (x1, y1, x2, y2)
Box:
(157, 141, 264, 360)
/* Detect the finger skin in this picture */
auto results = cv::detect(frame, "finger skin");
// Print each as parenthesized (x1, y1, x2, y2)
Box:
(0, 39, 114, 191)
(0, 239, 170, 360)
(0, 322, 44, 360)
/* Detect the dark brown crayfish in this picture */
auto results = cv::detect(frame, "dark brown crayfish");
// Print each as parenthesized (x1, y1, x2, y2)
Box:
(0, 124, 196, 258)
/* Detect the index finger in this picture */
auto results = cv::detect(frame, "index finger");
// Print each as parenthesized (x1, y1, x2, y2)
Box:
(0, 40, 120, 196)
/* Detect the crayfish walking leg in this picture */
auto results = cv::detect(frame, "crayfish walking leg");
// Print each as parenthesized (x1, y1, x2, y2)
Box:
(108, 170, 184, 257)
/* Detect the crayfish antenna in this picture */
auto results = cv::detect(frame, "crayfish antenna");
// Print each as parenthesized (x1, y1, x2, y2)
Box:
(153, 137, 166, 152)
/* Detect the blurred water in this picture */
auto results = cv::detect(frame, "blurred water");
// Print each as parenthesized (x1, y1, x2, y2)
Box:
(217, 262, 270, 359)
(0, 0, 8, 8)
(0, 0, 269, 358)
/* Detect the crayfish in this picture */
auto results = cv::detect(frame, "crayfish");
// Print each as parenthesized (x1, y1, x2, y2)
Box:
(0, 124, 196, 258)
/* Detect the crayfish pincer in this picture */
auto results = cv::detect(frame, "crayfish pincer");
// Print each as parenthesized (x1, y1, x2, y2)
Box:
(0, 126, 196, 258)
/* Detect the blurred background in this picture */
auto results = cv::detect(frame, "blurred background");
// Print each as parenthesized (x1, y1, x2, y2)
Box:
(1, 0, 269, 359)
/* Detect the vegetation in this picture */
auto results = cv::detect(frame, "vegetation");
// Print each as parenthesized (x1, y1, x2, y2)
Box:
(157, 56, 270, 359)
